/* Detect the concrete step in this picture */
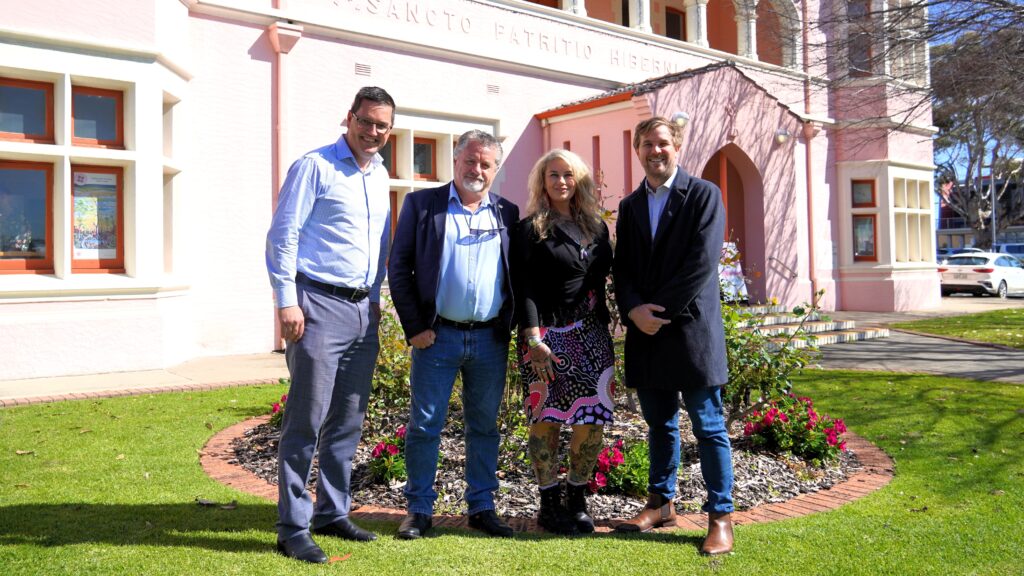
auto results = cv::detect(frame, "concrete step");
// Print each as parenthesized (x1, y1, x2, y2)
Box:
(735, 304, 788, 316)
(754, 320, 857, 336)
(738, 312, 822, 328)
(769, 327, 890, 350)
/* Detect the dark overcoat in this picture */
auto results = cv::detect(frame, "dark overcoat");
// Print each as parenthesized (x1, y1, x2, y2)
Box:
(388, 182, 519, 343)
(613, 168, 727, 390)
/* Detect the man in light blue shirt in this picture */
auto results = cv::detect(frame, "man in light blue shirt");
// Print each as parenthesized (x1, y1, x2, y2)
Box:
(388, 130, 520, 540)
(265, 86, 394, 564)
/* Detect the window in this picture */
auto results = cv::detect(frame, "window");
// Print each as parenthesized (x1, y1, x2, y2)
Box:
(848, 0, 873, 76)
(0, 160, 53, 272)
(72, 86, 124, 148)
(380, 135, 396, 176)
(893, 177, 933, 262)
(852, 215, 877, 262)
(71, 165, 124, 273)
(0, 77, 54, 143)
(851, 179, 875, 207)
(412, 137, 437, 181)
(665, 8, 686, 41)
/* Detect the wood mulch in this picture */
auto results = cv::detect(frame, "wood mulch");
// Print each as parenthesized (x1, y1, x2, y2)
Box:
(229, 404, 862, 521)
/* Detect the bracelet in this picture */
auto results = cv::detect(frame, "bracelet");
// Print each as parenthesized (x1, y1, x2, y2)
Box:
(526, 334, 543, 348)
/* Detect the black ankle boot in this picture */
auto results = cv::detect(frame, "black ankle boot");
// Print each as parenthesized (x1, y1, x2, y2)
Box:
(537, 484, 578, 535)
(565, 482, 595, 533)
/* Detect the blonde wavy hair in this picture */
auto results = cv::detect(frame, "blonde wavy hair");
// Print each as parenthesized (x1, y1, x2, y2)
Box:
(525, 149, 604, 242)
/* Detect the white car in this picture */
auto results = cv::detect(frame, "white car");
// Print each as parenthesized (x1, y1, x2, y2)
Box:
(938, 252, 1024, 298)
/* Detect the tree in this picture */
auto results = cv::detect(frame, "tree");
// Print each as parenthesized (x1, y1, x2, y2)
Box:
(932, 29, 1024, 248)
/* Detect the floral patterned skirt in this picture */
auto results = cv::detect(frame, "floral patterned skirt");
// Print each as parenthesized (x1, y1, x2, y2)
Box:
(519, 292, 615, 426)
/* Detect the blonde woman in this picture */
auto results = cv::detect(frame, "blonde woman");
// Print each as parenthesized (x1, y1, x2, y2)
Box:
(515, 149, 615, 534)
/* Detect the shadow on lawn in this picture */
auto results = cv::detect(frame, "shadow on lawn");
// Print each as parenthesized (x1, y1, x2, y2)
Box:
(0, 502, 276, 553)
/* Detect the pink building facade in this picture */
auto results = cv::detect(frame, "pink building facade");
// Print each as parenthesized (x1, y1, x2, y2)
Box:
(0, 0, 938, 380)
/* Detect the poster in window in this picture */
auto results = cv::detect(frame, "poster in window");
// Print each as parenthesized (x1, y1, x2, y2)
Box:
(73, 171, 118, 260)
(853, 215, 876, 260)
(852, 180, 875, 207)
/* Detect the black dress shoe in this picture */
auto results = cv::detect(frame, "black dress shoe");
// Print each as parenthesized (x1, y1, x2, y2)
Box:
(313, 517, 378, 542)
(397, 513, 432, 540)
(468, 510, 513, 538)
(276, 533, 328, 564)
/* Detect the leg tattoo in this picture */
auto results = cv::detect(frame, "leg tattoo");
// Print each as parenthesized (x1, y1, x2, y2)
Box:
(568, 425, 604, 485)
(528, 423, 562, 487)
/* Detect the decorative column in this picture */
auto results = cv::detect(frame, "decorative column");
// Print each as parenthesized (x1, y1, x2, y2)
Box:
(561, 0, 587, 17)
(629, 0, 652, 33)
(685, 0, 710, 48)
(736, 1, 758, 60)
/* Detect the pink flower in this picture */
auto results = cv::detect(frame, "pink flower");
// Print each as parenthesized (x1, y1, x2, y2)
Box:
(281, 394, 288, 403)
(372, 442, 386, 458)
(610, 448, 624, 467)
(764, 411, 776, 426)
(798, 396, 812, 407)
(596, 451, 610, 473)
(395, 425, 407, 439)
(614, 439, 624, 450)
(385, 443, 399, 456)
(743, 422, 755, 436)
(593, 472, 607, 487)
(779, 412, 790, 423)
(271, 402, 281, 414)
(839, 440, 847, 451)
(834, 419, 847, 434)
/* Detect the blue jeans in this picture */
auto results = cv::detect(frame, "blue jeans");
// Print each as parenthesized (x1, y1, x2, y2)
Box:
(404, 325, 509, 516)
(636, 386, 734, 514)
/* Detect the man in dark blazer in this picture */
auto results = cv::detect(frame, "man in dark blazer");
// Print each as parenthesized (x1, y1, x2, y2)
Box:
(612, 117, 734, 555)
(388, 130, 519, 540)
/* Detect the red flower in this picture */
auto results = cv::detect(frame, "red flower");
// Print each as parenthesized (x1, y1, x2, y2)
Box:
(743, 422, 755, 436)
(596, 450, 611, 473)
(372, 442, 386, 458)
(610, 448, 624, 467)
(271, 402, 281, 414)
(839, 440, 847, 451)
(385, 443, 399, 456)
(395, 425, 407, 440)
(281, 394, 288, 403)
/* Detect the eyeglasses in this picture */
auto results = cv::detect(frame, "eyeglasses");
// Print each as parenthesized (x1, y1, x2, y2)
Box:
(350, 112, 392, 133)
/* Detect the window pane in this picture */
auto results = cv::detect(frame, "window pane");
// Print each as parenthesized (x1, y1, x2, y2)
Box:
(380, 138, 393, 174)
(853, 216, 876, 259)
(74, 92, 118, 141)
(0, 84, 48, 136)
(0, 168, 48, 259)
(666, 11, 683, 40)
(413, 140, 435, 179)
(852, 180, 874, 206)
(73, 171, 119, 259)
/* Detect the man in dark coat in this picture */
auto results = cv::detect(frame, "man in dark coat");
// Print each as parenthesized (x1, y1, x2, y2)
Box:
(612, 117, 734, 555)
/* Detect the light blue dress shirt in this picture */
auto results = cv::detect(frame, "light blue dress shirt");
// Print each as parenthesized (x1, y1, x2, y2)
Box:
(435, 184, 506, 322)
(646, 167, 677, 239)
(266, 135, 390, 307)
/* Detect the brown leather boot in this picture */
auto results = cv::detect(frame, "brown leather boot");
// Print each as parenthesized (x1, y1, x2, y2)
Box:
(613, 493, 676, 533)
(700, 512, 734, 555)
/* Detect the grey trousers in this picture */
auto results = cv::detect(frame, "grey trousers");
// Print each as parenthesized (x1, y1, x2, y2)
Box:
(276, 284, 379, 539)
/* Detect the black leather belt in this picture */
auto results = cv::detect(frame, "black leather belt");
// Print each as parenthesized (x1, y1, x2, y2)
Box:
(296, 272, 370, 302)
(436, 316, 498, 330)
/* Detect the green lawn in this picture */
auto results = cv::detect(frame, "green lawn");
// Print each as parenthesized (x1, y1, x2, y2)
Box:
(1, 373, 1022, 575)
(892, 307, 1024, 349)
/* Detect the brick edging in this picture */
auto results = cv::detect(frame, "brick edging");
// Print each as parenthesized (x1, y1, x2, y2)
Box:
(0, 378, 283, 409)
(200, 416, 895, 533)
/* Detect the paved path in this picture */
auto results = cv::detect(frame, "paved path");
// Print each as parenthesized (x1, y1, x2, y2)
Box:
(820, 331, 1024, 384)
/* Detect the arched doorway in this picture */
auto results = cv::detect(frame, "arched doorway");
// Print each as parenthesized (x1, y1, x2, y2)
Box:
(700, 145, 767, 302)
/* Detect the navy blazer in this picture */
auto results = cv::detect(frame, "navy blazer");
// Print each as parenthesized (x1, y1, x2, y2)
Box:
(612, 168, 728, 390)
(388, 182, 520, 342)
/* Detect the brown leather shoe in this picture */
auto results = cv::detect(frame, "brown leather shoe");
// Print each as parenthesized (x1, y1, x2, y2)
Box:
(700, 512, 734, 555)
(613, 493, 677, 533)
